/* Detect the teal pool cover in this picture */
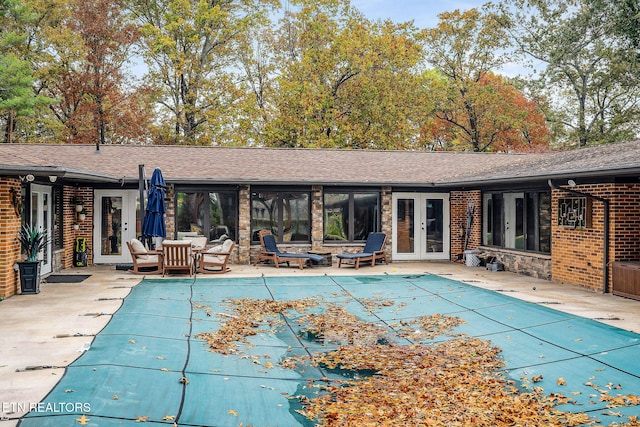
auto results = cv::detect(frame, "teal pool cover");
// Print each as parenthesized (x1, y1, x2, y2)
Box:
(19, 274, 640, 426)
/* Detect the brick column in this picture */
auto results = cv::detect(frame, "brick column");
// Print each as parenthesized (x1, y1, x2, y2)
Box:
(0, 178, 23, 297)
(450, 191, 482, 260)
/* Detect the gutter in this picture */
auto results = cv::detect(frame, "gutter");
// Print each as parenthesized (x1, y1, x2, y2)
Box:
(548, 179, 610, 294)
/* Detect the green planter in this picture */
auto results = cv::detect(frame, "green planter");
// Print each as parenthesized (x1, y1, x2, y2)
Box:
(18, 261, 41, 294)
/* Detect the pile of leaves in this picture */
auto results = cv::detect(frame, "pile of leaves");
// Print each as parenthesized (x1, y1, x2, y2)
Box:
(195, 297, 640, 427)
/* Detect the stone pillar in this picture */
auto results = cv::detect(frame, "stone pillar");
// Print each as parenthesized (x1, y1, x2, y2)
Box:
(238, 185, 251, 264)
(380, 186, 392, 262)
(311, 185, 323, 251)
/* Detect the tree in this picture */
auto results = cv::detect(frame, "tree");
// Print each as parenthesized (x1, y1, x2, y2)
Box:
(498, 0, 640, 147)
(420, 7, 548, 152)
(127, 0, 278, 145)
(0, 0, 55, 143)
(42, 0, 150, 145)
(421, 71, 551, 152)
(264, 0, 426, 149)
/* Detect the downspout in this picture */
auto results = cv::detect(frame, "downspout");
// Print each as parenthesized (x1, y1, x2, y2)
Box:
(548, 180, 610, 293)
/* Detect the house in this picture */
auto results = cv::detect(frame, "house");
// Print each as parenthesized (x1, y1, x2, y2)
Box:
(1, 142, 639, 299)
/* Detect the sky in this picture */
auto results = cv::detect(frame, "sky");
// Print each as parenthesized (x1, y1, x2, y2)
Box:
(351, 0, 488, 27)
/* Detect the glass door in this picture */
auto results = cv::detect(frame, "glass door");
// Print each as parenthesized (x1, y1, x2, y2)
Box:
(504, 193, 525, 249)
(30, 184, 53, 275)
(392, 193, 450, 260)
(93, 190, 140, 264)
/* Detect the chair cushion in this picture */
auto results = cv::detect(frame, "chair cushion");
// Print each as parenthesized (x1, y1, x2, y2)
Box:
(336, 252, 373, 259)
(130, 238, 148, 259)
(206, 244, 224, 254)
(222, 239, 234, 252)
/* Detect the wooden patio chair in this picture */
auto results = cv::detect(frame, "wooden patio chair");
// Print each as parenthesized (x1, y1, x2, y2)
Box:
(161, 240, 194, 276)
(126, 238, 161, 275)
(198, 239, 235, 274)
(337, 232, 388, 269)
(252, 230, 323, 269)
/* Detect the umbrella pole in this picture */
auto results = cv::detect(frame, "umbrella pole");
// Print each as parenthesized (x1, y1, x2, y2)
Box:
(138, 164, 146, 246)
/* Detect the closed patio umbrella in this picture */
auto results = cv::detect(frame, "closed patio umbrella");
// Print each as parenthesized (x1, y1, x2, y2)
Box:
(142, 168, 167, 247)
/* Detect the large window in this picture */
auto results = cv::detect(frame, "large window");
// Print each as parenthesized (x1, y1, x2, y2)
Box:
(175, 191, 237, 243)
(324, 191, 380, 242)
(251, 191, 310, 243)
(483, 191, 550, 253)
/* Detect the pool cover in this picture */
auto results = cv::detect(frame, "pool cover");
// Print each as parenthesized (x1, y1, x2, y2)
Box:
(19, 274, 640, 426)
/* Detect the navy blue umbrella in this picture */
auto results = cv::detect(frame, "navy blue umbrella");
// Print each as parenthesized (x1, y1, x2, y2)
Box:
(142, 168, 166, 242)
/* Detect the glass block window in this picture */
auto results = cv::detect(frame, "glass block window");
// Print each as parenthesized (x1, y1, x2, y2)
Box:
(558, 197, 592, 228)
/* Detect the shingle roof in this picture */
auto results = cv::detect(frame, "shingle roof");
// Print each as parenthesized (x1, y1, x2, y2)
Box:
(1, 141, 639, 187)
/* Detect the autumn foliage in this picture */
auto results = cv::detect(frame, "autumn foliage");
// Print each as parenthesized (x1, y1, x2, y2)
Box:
(422, 72, 552, 152)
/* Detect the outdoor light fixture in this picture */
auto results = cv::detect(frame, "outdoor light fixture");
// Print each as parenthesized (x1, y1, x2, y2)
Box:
(567, 179, 576, 187)
(49, 175, 58, 183)
(25, 174, 35, 182)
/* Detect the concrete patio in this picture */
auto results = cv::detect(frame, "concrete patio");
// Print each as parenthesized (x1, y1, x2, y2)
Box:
(1, 261, 639, 426)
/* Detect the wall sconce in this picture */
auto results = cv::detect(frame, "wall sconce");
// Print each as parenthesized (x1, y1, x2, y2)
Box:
(49, 175, 58, 183)
(567, 179, 577, 187)
(9, 188, 23, 217)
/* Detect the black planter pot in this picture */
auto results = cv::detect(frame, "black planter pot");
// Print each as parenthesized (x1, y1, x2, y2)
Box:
(18, 261, 41, 294)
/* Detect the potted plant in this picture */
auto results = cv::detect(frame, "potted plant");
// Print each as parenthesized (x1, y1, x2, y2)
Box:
(73, 221, 80, 230)
(77, 209, 87, 221)
(17, 224, 47, 294)
(74, 199, 84, 213)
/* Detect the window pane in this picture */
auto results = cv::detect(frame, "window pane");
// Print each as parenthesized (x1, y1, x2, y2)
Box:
(177, 192, 237, 243)
(514, 196, 524, 249)
(324, 193, 349, 241)
(252, 192, 309, 242)
(396, 198, 414, 253)
(208, 192, 237, 242)
(252, 192, 277, 241)
(538, 192, 551, 253)
(426, 198, 444, 253)
(353, 193, 378, 241)
(282, 193, 309, 242)
(492, 195, 503, 247)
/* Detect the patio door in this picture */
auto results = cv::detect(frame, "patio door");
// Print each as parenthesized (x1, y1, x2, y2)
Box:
(30, 184, 53, 275)
(93, 190, 140, 264)
(504, 192, 525, 249)
(392, 193, 450, 261)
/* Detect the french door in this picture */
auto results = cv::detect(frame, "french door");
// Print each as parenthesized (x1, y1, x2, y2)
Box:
(30, 184, 53, 275)
(504, 192, 525, 249)
(392, 193, 450, 261)
(93, 190, 140, 264)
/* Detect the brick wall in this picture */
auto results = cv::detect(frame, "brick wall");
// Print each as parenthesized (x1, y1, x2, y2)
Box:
(64, 187, 93, 268)
(450, 191, 482, 259)
(0, 178, 23, 297)
(552, 183, 640, 293)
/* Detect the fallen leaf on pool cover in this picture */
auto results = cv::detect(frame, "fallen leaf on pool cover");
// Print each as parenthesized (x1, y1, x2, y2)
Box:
(194, 297, 640, 427)
(75, 415, 90, 425)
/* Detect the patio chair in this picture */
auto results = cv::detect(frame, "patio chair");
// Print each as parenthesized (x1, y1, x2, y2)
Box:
(198, 239, 235, 274)
(161, 240, 194, 276)
(253, 230, 323, 269)
(126, 238, 162, 275)
(337, 232, 388, 269)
